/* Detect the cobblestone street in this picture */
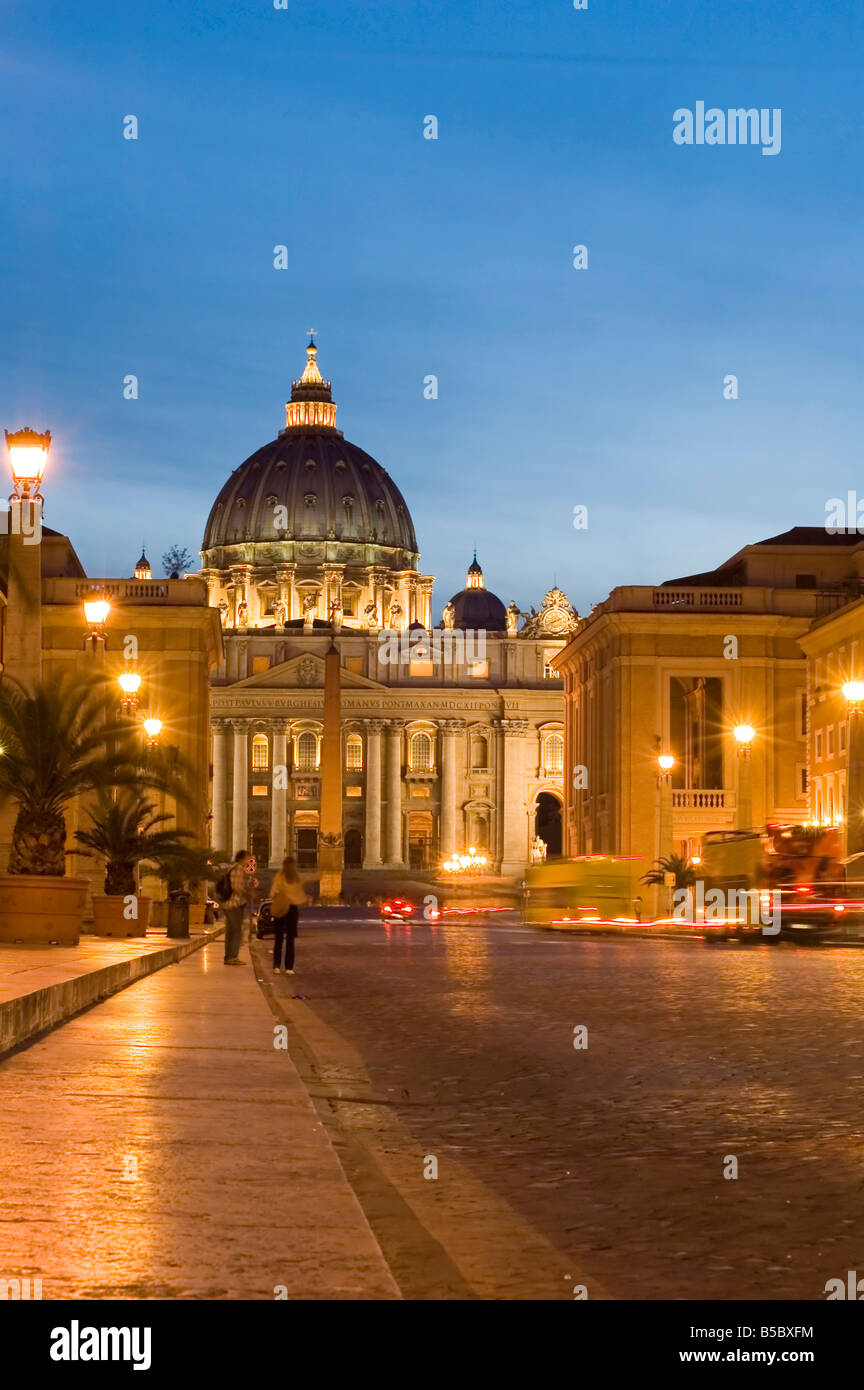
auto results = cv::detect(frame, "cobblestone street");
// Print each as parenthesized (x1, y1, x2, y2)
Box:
(264, 914, 864, 1300)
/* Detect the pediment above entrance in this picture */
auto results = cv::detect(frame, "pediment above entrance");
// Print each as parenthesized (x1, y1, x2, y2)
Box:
(227, 653, 389, 692)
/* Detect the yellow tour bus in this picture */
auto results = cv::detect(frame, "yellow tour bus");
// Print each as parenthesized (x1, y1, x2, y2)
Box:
(521, 856, 646, 927)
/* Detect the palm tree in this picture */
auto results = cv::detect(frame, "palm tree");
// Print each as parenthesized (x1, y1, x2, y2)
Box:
(74, 791, 195, 896)
(0, 669, 189, 876)
(152, 844, 226, 899)
(642, 853, 698, 891)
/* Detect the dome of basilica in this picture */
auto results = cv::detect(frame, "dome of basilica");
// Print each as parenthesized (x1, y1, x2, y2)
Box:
(443, 554, 508, 632)
(201, 340, 419, 573)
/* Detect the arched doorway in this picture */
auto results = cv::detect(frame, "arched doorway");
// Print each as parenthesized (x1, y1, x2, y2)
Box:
(344, 827, 363, 868)
(535, 792, 562, 858)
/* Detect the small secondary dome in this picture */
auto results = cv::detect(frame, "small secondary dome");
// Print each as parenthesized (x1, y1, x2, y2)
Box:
(443, 554, 508, 631)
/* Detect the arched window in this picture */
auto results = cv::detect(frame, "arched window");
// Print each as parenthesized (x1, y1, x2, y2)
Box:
(345, 733, 363, 771)
(409, 732, 433, 772)
(296, 731, 318, 772)
(471, 734, 488, 770)
(543, 733, 564, 775)
(251, 733, 269, 772)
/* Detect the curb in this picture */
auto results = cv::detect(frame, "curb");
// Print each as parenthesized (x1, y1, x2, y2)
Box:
(0, 927, 224, 1058)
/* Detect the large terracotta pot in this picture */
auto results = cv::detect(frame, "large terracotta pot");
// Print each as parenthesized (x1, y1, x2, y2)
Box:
(0, 875, 88, 946)
(91, 894, 152, 937)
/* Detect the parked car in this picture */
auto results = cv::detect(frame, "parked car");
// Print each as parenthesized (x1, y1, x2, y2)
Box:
(381, 898, 414, 921)
(254, 899, 275, 938)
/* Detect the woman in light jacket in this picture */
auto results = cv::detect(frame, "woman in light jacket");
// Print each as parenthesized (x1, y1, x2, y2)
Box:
(269, 856, 307, 974)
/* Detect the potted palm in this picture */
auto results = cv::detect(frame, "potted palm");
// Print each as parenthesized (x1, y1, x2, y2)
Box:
(73, 791, 194, 936)
(0, 669, 187, 945)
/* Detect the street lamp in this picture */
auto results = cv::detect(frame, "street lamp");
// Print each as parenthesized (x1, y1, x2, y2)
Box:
(5, 427, 50, 501)
(83, 593, 111, 652)
(142, 717, 163, 746)
(657, 753, 675, 779)
(118, 671, 142, 712)
(842, 681, 864, 857)
(842, 681, 864, 715)
(733, 723, 755, 755)
(442, 846, 488, 875)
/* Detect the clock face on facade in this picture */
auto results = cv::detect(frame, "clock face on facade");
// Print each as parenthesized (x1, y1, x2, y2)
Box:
(543, 607, 569, 634)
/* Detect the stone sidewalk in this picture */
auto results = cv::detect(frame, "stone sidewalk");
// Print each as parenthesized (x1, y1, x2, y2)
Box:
(0, 929, 220, 1056)
(0, 940, 400, 1299)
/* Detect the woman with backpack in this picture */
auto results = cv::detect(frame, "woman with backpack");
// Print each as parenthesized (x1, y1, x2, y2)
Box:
(269, 856, 307, 974)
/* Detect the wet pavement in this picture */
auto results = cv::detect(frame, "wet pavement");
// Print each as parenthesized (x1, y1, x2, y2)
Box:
(265, 913, 864, 1300)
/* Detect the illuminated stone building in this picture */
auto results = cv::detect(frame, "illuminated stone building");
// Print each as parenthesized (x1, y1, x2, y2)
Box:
(201, 340, 577, 880)
(0, 525, 221, 880)
(554, 528, 864, 875)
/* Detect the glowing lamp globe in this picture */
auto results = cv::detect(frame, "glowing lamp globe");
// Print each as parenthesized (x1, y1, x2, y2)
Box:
(83, 597, 111, 630)
(657, 754, 675, 772)
(143, 717, 163, 743)
(5, 427, 51, 498)
(733, 723, 755, 746)
(842, 681, 864, 711)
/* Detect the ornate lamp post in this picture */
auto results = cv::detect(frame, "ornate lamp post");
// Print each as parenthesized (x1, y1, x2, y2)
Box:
(5, 427, 50, 501)
(4, 427, 50, 684)
(842, 682, 864, 859)
(118, 671, 142, 713)
(732, 723, 755, 831)
(442, 846, 488, 876)
(655, 753, 675, 913)
(83, 593, 111, 655)
(142, 717, 163, 747)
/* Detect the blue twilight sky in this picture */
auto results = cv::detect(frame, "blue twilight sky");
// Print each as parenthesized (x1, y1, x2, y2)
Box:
(1, 1, 862, 616)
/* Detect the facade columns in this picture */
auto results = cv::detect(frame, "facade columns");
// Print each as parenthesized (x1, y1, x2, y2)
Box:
(231, 720, 248, 854)
(499, 719, 528, 872)
(364, 720, 384, 867)
(211, 719, 229, 852)
(439, 720, 465, 857)
(385, 720, 404, 865)
(270, 721, 289, 867)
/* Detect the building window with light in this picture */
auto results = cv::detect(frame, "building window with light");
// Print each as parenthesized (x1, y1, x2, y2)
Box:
(543, 733, 564, 775)
(815, 730, 823, 762)
(296, 731, 319, 772)
(345, 733, 363, 771)
(251, 733, 270, 771)
(409, 732, 433, 772)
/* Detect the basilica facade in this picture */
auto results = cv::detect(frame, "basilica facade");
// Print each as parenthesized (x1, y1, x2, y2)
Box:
(200, 340, 577, 881)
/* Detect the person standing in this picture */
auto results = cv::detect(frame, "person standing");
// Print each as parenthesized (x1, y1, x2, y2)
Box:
(224, 849, 253, 965)
(269, 856, 307, 974)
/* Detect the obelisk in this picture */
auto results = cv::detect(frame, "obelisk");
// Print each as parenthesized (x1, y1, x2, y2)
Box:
(318, 640, 344, 904)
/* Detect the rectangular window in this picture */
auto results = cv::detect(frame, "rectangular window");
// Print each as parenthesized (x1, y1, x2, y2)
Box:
(345, 786, 362, 797)
(468, 661, 489, 678)
(815, 730, 823, 761)
(840, 720, 848, 753)
(799, 690, 807, 738)
(251, 785, 269, 797)
(345, 657, 363, 674)
(797, 764, 808, 798)
(252, 657, 270, 674)
(827, 725, 835, 758)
